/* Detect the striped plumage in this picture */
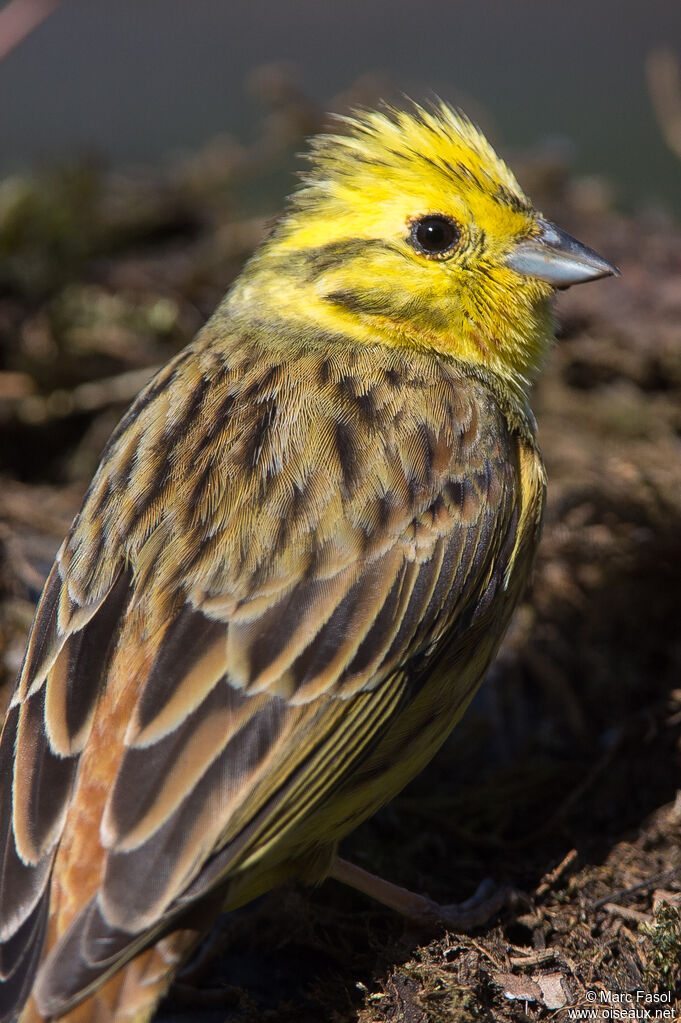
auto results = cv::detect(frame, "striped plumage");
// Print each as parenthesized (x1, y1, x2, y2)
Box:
(0, 103, 616, 1022)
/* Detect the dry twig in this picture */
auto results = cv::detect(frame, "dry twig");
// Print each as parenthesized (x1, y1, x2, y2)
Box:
(646, 48, 681, 163)
(0, 0, 61, 62)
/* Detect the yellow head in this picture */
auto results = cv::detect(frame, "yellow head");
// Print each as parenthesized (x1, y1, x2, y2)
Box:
(230, 102, 617, 394)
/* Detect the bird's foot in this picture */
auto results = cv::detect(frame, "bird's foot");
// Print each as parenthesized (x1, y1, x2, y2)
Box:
(328, 856, 511, 930)
(402, 877, 512, 929)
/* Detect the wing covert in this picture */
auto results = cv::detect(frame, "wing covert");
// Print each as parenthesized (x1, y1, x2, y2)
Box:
(0, 555, 129, 1022)
(0, 339, 543, 1020)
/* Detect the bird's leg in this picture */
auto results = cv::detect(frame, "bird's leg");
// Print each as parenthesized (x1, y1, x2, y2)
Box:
(327, 856, 510, 929)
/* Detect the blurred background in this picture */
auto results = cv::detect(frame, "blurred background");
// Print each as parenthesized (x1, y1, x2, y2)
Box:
(0, 4, 680, 1022)
(0, 0, 680, 212)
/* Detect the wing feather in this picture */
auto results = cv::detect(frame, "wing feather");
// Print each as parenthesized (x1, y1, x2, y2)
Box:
(0, 707, 53, 945)
(128, 607, 229, 746)
(0, 565, 129, 1021)
(0, 341, 544, 1021)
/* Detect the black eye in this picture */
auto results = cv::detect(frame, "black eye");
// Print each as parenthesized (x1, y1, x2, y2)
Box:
(410, 214, 460, 257)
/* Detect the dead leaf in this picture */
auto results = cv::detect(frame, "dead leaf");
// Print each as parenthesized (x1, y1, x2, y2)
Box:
(536, 972, 569, 1009)
(492, 972, 542, 1002)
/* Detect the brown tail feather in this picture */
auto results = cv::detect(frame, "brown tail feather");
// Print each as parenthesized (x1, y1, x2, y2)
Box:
(19, 930, 200, 1023)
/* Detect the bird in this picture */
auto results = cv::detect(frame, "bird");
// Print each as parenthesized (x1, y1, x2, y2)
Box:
(0, 101, 617, 1022)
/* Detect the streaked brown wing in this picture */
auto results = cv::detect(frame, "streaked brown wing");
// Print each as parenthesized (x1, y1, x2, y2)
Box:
(0, 553, 129, 1019)
(0, 339, 540, 1019)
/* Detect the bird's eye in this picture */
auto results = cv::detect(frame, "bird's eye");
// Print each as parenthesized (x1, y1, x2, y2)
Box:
(410, 215, 460, 258)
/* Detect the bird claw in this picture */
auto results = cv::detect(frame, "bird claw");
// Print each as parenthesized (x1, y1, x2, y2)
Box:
(411, 878, 513, 930)
(330, 857, 512, 931)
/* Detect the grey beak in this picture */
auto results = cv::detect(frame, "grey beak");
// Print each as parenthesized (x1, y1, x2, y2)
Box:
(506, 219, 620, 287)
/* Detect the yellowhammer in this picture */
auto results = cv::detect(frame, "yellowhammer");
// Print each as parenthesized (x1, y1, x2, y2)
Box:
(0, 102, 617, 1022)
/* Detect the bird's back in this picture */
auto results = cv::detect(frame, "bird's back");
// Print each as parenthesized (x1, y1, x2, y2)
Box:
(0, 323, 544, 1022)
